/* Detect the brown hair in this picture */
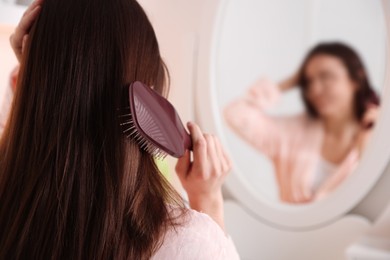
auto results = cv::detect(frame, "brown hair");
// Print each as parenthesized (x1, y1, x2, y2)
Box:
(0, 0, 183, 259)
(298, 42, 380, 121)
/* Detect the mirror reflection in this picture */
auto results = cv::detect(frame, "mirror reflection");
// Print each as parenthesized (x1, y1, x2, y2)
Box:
(217, 0, 386, 204)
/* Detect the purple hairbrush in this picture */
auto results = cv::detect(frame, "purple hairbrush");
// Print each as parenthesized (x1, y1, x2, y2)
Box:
(120, 81, 192, 158)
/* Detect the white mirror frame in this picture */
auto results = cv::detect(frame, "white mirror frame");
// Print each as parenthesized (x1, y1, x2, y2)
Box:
(195, 0, 390, 230)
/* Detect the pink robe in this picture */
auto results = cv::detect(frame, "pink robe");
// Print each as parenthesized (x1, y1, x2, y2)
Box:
(152, 207, 239, 259)
(224, 78, 362, 203)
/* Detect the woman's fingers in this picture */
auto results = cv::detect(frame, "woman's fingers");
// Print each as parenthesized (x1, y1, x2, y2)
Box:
(10, 0, 43, 62)
(214, 137, 231, 173)
(23, 0, 44, 18)
(187, 122, 207, 170)
(21, 35, 29, 53)
(10, 66, 20, 91)
(204, 134, 220, 177)
(175, 150, 191, 180)
(14, 6, 41, 42)
(222, 141, 233, 170)
(178, 122, 231, 187)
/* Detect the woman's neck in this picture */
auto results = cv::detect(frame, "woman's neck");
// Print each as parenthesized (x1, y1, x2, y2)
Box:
(322, 113, 360, 139)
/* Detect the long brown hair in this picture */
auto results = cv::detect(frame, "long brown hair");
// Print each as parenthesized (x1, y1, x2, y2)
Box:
(0, 0, 184, 259)
(298, 42, 380, 121)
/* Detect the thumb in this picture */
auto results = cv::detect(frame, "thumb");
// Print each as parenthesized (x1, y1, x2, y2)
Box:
(175, 150, 191, 180)
(22, 35, 29, 54)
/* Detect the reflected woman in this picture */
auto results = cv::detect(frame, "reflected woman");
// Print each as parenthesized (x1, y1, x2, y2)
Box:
(224, 42, 380, 204)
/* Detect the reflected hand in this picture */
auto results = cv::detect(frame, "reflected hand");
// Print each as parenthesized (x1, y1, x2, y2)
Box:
(9, 0, 43, 63)
(175, 122, 232, 230)
(362, 104, 379, 130)
(357, 105, 379, 155)
(279, 71, 300, 91)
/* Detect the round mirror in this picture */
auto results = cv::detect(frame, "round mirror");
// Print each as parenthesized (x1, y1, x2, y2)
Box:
(217, 0, 386, 203)
(195, 0, 390, 228)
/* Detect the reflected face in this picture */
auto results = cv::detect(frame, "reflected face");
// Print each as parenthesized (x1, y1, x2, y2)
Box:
(303, 55, 356, 119)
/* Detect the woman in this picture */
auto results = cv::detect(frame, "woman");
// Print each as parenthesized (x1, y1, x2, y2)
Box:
(0, 0, 239, 259)
(224, 42, 379, 204)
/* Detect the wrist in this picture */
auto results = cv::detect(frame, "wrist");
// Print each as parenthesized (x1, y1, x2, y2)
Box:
(279, 79, 293, 91)
(279, 74, 299, 91)
(188, 191, 225, 231)
(188, 191, 224, 212)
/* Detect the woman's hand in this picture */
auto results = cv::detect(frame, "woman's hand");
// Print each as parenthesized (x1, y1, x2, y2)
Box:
(10, 66, 20, 92)
(175, 122, 232, 230)
(9, 0, 43, 63)
(279, 71, 300, 91)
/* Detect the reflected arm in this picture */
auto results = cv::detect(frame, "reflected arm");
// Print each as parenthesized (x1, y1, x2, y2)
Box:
(223, 78, 286, 158)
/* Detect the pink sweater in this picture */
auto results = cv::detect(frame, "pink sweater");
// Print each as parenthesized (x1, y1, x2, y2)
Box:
(152, 207, 239, 259)
(224, 78, 363, 203)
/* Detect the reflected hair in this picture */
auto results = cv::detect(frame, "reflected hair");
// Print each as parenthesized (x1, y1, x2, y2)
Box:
(0, 0, 183, 259)
(298, 42, 380, 121)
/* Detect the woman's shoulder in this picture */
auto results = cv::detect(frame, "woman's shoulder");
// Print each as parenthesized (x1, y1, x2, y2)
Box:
(151, 207, 240, 260)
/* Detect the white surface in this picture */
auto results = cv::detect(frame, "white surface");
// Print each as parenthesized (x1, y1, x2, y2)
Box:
(224, 200, 371, 260)
(346, 243, 390, 260)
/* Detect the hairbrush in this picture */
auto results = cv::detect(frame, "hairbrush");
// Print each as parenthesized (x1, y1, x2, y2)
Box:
(120, 81, 192, 158)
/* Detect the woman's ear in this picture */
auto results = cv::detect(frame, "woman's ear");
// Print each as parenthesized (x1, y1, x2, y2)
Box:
(355, 68, 367, 89)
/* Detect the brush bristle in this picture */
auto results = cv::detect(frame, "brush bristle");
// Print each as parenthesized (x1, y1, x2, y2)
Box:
(119, 111, 168, 159)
